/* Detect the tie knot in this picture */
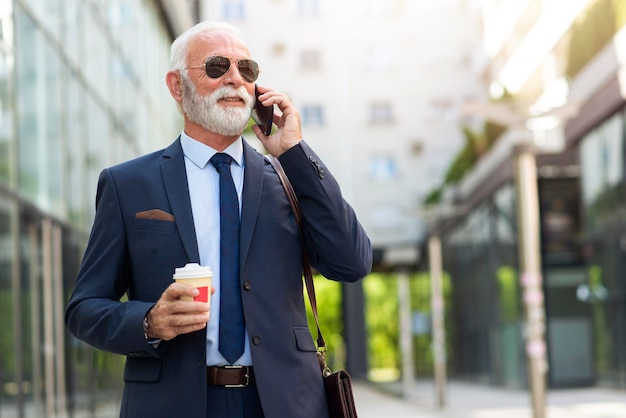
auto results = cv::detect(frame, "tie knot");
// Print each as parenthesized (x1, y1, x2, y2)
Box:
(210, 153, 233, 169)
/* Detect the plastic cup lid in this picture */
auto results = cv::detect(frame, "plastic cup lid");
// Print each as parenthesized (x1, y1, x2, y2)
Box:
(173, 263, 213, 278)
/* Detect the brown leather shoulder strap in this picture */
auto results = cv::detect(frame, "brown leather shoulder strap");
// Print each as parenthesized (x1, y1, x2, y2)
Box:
(267, 155, 326, 350)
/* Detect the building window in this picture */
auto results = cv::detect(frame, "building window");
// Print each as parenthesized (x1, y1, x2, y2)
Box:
(302, 105, 324, 127)
(108, 2, 132, 27)
(580, 111, 624, 211)
(111, 56, 133, 80)
(223, 0, 245, 20)
(428, 97, 455, 120)
(370, 156, 397, 180)
(369, 102, 393, 124)
(300, 49, 321, 70)
(298, 0, 319, 17)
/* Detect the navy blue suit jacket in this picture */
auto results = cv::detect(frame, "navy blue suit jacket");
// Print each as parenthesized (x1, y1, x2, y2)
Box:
(65, 138, 372, 418)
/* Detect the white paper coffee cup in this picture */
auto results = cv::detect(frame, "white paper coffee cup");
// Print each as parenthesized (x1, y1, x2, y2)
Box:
(173, 263, 213, 303)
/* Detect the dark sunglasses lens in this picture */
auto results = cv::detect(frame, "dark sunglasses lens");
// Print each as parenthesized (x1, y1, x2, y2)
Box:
(204, 57, 259, 82)
(237, 60, 259, 82)
(205, 56, 231, 78)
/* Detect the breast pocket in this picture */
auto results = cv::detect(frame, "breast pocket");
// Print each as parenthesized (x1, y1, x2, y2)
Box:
(130, 218, 177, 233)
(127, 218, 187, 284)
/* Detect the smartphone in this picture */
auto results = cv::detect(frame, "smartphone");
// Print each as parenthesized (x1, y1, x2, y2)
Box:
(251, 85, 274, 136)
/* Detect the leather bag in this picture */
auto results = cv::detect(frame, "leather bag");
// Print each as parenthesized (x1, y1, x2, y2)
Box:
(268, 156, 358, 418)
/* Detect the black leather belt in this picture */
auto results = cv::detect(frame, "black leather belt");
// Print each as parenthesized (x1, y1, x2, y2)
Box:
(207, 366, 255, 387)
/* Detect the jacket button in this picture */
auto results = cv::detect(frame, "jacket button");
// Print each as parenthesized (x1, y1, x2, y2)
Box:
(308, 155, 325, 178)
(252, 335, 261, 345)
(243, 280, 252, 291)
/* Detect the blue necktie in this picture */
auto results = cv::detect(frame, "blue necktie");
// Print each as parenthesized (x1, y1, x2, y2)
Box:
(210, 153, 245, 364)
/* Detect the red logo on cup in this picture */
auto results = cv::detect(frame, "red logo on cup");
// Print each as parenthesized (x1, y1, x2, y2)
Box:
(194, 286, 209, 302)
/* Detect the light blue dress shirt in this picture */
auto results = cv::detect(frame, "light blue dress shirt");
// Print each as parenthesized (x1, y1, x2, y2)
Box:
(180, 131, 252, 366)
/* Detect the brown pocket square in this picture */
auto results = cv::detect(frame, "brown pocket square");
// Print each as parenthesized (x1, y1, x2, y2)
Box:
(135, 209, 175, 222)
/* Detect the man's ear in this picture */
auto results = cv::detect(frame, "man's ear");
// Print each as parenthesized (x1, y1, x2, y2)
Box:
(166, 71, 183, 100)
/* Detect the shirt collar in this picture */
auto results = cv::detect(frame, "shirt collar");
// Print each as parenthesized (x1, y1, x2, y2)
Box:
(180, 130, 244, 169)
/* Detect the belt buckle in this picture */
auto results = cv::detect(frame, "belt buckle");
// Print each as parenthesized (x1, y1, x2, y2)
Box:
(224, 365, 249, 388)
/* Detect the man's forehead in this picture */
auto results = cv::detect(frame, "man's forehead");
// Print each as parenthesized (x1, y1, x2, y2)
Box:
(189, 31, 250, 59)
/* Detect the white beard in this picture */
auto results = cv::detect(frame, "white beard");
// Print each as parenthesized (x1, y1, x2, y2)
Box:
(181, 77, 254, 136)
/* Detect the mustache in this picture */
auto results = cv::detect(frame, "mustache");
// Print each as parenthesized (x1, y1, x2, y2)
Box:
(212, 86, 253, 105)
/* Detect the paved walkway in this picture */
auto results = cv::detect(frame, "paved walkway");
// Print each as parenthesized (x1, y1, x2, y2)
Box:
(353, 379, 626, 418)
(11, 379, 624, 417)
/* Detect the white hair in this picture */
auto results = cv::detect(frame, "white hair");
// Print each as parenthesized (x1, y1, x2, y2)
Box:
(170, 21, 244, 71)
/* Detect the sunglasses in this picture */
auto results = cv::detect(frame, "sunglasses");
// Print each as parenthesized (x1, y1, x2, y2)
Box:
(187, 56, 260, 83)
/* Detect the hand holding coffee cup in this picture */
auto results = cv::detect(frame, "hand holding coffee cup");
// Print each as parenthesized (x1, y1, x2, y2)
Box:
(173, 263, 213, 303)
(145, 264, 214, 341)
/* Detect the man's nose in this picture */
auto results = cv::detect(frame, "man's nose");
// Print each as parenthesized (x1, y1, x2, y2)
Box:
(222, 63, 246, 86)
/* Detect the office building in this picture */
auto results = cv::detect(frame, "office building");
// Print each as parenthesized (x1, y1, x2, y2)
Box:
(428, 0, 626, 390)
(0, 1, 196, 416)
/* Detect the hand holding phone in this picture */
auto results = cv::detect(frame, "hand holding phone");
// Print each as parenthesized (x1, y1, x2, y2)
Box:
(251, 85, 274, 136)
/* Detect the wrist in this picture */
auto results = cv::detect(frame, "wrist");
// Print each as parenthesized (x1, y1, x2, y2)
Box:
(143, 313, 162, 347)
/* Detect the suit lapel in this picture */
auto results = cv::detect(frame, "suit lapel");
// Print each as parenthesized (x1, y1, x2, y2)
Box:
(240, 141, 264, 267)
(161, 138, 200, 263)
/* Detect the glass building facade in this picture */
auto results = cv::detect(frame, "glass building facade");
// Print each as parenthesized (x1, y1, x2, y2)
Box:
(441, 182, 526, 387)
(578, 107, 626, 389)
(0, 0, 181, 416)
(438, 106, 626, 391)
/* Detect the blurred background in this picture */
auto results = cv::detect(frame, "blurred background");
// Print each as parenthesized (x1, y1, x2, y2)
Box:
(0, 0, 625, 416)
